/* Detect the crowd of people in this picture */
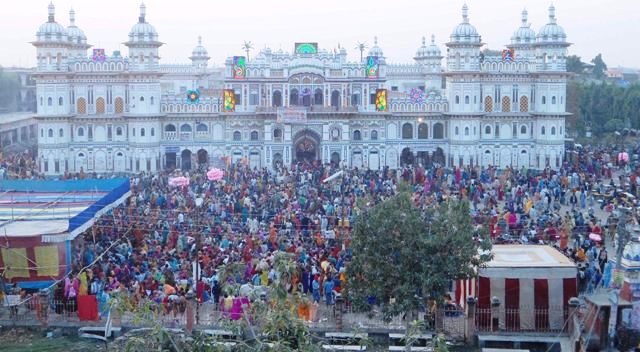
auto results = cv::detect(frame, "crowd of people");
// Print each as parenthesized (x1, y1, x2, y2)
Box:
(0, 150, 39, 180)
(3, 142, 639, 323)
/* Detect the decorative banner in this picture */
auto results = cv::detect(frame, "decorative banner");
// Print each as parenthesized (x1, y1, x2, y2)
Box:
(223, 89, 236, 112)
(366, 56, 379, 78)
(186, 89, 200, 104)
(375, 89, 388, 112)
(502, 49, 515, 62)
(409, 88, 425, 104)
(169, 176, 190, 187)
(233, 56, 246, 80)
(276, 107, 307, 124)
(207, 168, 224, 181)
(92, 48, 106, 62)
(295, 43, 318, 54)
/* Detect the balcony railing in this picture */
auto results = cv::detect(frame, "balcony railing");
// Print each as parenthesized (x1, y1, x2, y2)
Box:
(164, 131, 177, 140)
(195, 131, 209, 139)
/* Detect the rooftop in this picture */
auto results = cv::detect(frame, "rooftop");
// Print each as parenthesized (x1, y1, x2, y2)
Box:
(0, 112, 35, 126)
(486, 245, 575, 268)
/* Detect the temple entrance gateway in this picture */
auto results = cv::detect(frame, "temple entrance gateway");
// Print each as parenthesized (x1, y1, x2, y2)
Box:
(292, 129, 321, 164)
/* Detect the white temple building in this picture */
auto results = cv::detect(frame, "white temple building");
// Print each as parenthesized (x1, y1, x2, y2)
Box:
(33, 3, 570, 175)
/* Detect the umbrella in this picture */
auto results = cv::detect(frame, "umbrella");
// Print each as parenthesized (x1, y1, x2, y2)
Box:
(588, 233, 602, 242)
(207, 168, 224, 181)
(169, 176, 190, 187)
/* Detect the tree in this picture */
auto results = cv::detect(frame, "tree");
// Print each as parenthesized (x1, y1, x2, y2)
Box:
(242, 41, 253, 61)
(346, 188, 492, 322)
(591, 53, 607, 80)
(355, 42, 367, 62)
(566, 55, 586, 75)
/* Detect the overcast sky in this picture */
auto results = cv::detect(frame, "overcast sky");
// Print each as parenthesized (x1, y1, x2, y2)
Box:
(0, 0, 636, 69)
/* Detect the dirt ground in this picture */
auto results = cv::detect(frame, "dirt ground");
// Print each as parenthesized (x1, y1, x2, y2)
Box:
(0, 327, 107, 352)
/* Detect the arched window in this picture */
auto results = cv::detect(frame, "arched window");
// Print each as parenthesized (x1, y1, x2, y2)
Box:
(433, 123, 444, 139)
(370, 130, 378, 140)
(351, 93, 360, 106)
(520, 125, 527, 135)
(40, 129, 43, 138)
(48, 129, 53, 138)
(150, 96, 155, 105)
(273, 128, 282, 141)
(151, 128, 155, 137)
(353, 130, 362, 141)
(541, 126, 546, 135)
(77, 127, 85, 137)
(542, 96, 546, 104)
(165, 124, 176, 132)
(96, 97, 105, 114)
(290, 89, 299, 106)
(250, 130, 259, 141)
(455, 96, 460, 104)
(402, 123, 413, 139)
(484, 96, 493, 112)
(502, 96, 511, 112)
(331, 90, 340, 107)
(77, 98, 87, 114)
(464, 127, 470, 136)
(140, 128, 146, 137)
(59, 128, 63, 137)
(47, 97, 52, 106)
(272, 91, 282, 107)
(196, 123, 208, 133)
(140, 96, 145, 102)
(58, 97, 63, 106)
(551, 126, 556, 135)
(485, 125, 491, 135)
(180, 124, 192, 133)
(464, 95, 469, 104)
(114, 97, 124, 114)
(314, 88, 323, 105)
(233, 131, 242, 141)
(551, 96, 556, 104)
(455, 126, 459, 135)
(519, 96, 529, 112)
(418, 123, 428, 139)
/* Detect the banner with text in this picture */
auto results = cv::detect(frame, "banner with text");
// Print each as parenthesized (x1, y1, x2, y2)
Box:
(276, 107, 308, 124)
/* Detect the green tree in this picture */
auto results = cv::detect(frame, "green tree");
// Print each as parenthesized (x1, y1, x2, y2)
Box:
(346, 189, 492, 322)
(566, 55, 586, 75)
(591, 53, 607, 80)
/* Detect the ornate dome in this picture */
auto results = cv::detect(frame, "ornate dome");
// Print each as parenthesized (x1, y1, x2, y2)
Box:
(368, 36, 384, 57)
(128, 3, 159, 43)
(191, 36, 209, 58)
(511, 9, 536, 45)
(66, 8, 87, 46)
(415, 36, 429, 59)
(537, 4, 566, 43)
(450, 4, 481, 43)
(36, 3, 68, 43)
(427, 35, 442, 57)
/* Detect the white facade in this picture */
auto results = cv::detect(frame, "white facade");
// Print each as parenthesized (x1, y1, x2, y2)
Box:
(34, 3, 569, 175)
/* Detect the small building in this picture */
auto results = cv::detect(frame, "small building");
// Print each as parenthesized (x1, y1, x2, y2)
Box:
(0, 178, 130, 289)
(457, 245, 578, 350)
(0, 112, 37, 153)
